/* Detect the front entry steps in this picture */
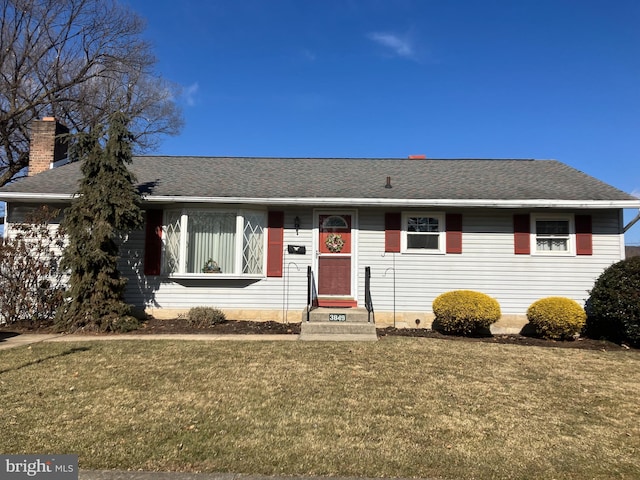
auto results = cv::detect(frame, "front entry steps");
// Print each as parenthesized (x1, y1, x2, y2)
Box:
(299, 307, 377, 341)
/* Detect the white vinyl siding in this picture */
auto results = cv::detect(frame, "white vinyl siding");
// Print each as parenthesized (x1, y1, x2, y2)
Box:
(4, 202, 626, 319)
(359, 208, 623, 315)
(121, 209, 313, 313)
(116, 207, 625, 317)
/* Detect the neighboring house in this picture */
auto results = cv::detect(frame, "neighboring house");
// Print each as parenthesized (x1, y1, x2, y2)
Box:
(626, 246, 640, 258)
(1, 119, 640, 332)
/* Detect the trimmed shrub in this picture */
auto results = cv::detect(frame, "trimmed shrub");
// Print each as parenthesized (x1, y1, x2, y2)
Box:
(585, 256, 640, 346)
(526, 297, 586, 340)
(187, 307, 227, 328)
(432, 290, 501, 335)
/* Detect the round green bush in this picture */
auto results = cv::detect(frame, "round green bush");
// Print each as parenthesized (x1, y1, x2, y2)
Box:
(585, 256, 640, 346)
(432, 290, 501, 335)
(187, 306, 227, 328)
(526, 297, 586, 340)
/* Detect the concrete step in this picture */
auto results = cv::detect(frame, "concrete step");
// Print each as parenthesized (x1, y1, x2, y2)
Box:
(299, 318, 378, 341)
(299, 307, 377, 341)
(299, 333, 379, 342)
(301, 321, 377, 335)
(304, 307, 372, 323)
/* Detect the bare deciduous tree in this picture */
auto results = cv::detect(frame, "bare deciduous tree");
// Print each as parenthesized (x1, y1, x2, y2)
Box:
(0, 0, 183, 186)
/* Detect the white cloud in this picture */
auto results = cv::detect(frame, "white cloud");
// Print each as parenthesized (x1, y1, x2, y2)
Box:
(367, 32, 415, 59)
(301, 49, 317, 61)
(183, 82, 199, 107)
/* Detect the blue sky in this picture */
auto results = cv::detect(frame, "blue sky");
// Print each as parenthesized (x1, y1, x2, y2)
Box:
(3, 1, 639, 243)
(125, 0, 640, 243)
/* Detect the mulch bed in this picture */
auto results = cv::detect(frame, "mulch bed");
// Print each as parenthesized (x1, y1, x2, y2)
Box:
(0, 317, 633, 351)
(377, 327, 632, 351)
(130, 318, 301, 335)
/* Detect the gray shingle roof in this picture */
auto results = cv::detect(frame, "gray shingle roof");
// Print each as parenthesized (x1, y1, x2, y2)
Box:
(0, 156, 637, 205)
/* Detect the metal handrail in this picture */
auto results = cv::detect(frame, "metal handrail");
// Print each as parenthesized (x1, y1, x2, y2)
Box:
(306, 266, 318, 322)
(365, 266, 374, 323)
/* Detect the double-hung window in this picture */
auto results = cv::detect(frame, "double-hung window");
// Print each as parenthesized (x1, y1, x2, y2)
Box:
(163, 208, 266, 275)
(533, 215, 573, 254)
(402, 212, 445, 254)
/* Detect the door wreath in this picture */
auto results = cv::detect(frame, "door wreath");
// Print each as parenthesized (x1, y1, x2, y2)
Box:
(325, 233, 345, 253)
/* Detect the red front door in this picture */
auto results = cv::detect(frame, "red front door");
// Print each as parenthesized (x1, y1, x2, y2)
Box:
(317, 214, 355, 306)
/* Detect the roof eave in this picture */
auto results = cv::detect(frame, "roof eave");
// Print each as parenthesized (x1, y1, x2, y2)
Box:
(141, 196, 640, 209)
(0, 193, 75, 201)
(2, 193, 639, 209)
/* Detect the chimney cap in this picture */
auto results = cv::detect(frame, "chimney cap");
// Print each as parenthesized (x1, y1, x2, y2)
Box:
(408, 154, 426, 159)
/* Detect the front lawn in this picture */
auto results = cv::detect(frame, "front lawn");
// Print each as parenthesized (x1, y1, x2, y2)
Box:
(1, 337, 638, 479)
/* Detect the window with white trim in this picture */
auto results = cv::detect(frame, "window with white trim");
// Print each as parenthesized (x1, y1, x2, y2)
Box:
(402, 212, 445, 253)
(533, 215, 574, 254)
(163, 208, 266, 275)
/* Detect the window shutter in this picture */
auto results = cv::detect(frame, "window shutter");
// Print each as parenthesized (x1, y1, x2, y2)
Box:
(267, 211, 284, 277)
(143, 209, 163, 275)
(446, 213, 463, 254)
(385, 212, 401, 253)
(514, 214, 530, 255)
(575, 215, 593, 255)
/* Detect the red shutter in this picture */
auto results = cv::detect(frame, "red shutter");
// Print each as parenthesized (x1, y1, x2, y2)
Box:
(514, 214, 530, 255)
(446, 213, 463, 254)
(575, 215, 593, 255)
(144, 209, 163, 275)
(385, 212, 401, 253)
(267, 211, 284, 277)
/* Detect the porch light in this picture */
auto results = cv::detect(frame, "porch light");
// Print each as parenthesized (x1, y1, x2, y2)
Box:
(294, 216, 301, 235)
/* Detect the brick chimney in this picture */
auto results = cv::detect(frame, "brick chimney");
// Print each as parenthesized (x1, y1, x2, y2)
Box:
(29, 117, 69, 176)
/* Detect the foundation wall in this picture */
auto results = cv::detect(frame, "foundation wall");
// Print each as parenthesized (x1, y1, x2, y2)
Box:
(145, 307, 529, 334)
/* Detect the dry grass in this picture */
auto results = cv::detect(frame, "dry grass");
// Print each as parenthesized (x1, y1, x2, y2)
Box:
(1, 337, 639, 479)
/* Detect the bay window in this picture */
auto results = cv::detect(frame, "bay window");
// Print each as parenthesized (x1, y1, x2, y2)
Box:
(163, 208, 266, 275)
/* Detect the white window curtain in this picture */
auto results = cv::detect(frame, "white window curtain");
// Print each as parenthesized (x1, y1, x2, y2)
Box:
(536, 220, 569, 252)
(187, 212, 236, 273)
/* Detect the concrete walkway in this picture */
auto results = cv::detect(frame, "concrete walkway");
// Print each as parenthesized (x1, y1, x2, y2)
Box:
(0, 332, 299, 350)
(0, 333, 60, 350)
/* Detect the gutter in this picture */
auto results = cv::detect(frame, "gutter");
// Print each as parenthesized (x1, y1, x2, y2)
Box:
(2, 193, 640, 209)
(0, 193, 74, 201)
(142, 196, 640, 209)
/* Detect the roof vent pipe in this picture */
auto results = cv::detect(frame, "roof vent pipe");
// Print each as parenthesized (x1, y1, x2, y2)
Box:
(385, 176, 392, 189)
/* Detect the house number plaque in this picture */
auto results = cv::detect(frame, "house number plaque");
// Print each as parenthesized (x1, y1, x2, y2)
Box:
(329, 313, 346, 322)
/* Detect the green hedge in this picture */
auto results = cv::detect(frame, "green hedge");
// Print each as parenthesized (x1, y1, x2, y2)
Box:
(526, 297, 586, 340)
(585, 256, 640, 346)
(432, 290, 501, 335)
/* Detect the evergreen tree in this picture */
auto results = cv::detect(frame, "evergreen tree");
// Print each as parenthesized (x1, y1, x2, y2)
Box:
(57, 112, 143, 332)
